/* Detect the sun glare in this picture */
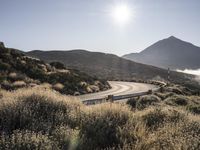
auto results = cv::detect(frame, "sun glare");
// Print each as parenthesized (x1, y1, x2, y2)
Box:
(111, 3, 132, 25)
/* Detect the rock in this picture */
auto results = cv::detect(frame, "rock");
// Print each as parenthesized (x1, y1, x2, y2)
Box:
(0, 42, 5, 48)
(90, 85, 100, 92)
(86, 86, 93, 93)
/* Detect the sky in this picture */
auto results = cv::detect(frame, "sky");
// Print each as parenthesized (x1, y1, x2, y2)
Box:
(1, 0, 200, 56)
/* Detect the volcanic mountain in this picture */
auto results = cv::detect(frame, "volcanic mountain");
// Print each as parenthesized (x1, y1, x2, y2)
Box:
(123, 36, 200, 70)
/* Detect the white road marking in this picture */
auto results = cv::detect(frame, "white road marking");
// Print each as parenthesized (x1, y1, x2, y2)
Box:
(76, 81, 157, 101)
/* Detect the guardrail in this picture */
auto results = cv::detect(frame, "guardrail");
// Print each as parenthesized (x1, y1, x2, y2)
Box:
(82, 81, 166, 105)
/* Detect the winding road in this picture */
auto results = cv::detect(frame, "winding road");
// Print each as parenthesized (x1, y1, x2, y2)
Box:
(77, 81, 157, 101)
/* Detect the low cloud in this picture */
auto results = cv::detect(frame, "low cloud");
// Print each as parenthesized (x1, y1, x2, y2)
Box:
(177, 69, 200, 83)
(177, 68, 200, 76)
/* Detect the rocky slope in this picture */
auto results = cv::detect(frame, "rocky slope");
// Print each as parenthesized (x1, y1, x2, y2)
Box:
(0, 42, 110, 95)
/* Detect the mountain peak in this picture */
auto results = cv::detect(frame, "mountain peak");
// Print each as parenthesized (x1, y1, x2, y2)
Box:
(167, 36, 179, 40)
(123, 36, 200, 70)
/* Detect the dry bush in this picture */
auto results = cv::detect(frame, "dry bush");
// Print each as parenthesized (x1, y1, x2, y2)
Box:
(164, 95, 189, 106)
(12, 81, 26, 88)
(50, 125, 79, 150)
(0, 88, 82, 149)
(139, 108, 186, 130)
(120, 107, 200, 150)
(0, 88, 83, 133)
(137, 95, 161, 110)
(8, 72, 17, 79)
(53, 83, 64, 91)
(187, 105, 200, 115)
(78, 103, 133, 149)
(126, 97, 138, 109)
(0, 88, 199, 149)
(154, 92, 174, 100)
(0, 130, 57, 150)
(127, 95, 161, 110)
(165, 86, 184, 95)
(136, 120, 200, 150)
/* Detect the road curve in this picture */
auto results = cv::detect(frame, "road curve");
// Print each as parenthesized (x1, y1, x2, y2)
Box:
(76, 81, 157, 101)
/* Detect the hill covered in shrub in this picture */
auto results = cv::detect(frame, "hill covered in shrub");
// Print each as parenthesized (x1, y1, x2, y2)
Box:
(0, 42, 110, 95)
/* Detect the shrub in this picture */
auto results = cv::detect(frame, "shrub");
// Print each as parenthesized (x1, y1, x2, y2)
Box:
(53, 83, 64, 91)
(166, 86, 185, 95)
(50, 62, 66, 69)
(187, 105, 200, 114)
(0, 61, 10, 71)
(137, 121, 200, 150)
(8, 72, 17, 79)
(51, 125, 79, 149)
(154, 92, 174, 100)
(0, 130, 57, 150)
(12, 81, 26, 88)
(136, 95, 161, 110)
(142, 109, 167, 130)
(165, 95, 188, 106)
(141, 108, 186, 130)
(8, 72, 26, 82)
(0, 74, 7, 83)
(0, 88, 200, 149)
(0, 88, 82, 133)
(1, 80, 12, 90)
(78, 104, 132, 149)
(126, 97, 138, 109)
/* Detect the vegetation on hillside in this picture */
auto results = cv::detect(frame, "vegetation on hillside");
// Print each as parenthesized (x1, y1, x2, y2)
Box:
(0, 84, 199, 150)
(0, 43, 110, 95)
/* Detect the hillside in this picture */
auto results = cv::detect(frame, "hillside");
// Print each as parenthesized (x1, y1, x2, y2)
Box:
(123, 36, 200, 70)
(26, 49, 199, 90)
(0, 42, 110, 95)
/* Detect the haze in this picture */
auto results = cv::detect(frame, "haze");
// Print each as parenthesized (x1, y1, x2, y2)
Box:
(1, 0, 200, 56)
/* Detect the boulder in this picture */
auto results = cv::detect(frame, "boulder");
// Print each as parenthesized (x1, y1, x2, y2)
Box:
(0, 42, 5, 48)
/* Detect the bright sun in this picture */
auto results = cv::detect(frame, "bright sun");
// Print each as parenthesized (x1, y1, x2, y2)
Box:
(111, 3, 132, 25)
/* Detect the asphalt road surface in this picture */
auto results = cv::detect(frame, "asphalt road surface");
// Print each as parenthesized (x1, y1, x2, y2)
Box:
(77, 81, 157, 101)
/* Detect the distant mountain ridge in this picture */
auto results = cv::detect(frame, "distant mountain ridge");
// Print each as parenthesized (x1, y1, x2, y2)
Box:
(26, 49, 196, 89)
(123, 36, 200, 70)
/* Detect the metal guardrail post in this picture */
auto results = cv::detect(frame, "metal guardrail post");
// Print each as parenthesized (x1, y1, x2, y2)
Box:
(108, 95, 114, 103)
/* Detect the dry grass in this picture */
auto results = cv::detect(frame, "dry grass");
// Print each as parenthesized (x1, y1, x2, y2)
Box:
(0, 87, 199, 149)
